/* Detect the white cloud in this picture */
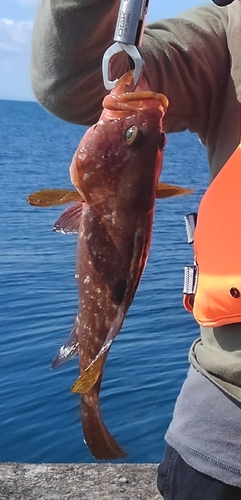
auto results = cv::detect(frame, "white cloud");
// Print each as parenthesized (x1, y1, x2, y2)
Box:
(11, 0, 37, 6)
(0, 18, 33, 53)
(0, 18, 34, 100)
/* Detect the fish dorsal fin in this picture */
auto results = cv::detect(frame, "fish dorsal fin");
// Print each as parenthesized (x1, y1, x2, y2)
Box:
(53, 202, 83, 234)
(187, 143, 241, 327)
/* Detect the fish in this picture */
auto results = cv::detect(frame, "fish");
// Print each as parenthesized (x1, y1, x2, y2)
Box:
(27, 71, 192, 460)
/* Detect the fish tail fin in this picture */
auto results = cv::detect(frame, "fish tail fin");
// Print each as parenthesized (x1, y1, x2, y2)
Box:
(81, 394, 127, 460)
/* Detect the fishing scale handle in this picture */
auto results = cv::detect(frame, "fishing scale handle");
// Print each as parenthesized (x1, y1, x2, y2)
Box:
(114, 0, 149, 46)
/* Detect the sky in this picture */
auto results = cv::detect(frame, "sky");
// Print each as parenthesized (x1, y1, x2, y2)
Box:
(0, 0, 206, 102)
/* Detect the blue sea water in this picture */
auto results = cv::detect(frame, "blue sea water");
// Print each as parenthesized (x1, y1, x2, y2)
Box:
(0, 99, 209, 465)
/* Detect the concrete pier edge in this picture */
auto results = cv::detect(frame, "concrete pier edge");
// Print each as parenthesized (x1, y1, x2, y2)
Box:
(0, 463, 164, 499)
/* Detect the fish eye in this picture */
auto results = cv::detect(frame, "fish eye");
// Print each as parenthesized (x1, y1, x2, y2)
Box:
(125, 126, 142, 146)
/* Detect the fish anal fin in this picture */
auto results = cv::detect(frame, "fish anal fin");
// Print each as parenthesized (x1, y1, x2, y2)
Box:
(27, 188, 82, 207)
(53, 202, 83, 234)
(156, 182, 193, 199)
(51, 317, 79, 369)
(82, 395, 127, 460)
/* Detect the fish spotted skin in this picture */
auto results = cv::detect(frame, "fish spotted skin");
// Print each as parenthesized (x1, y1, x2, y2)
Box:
(53, 72, 168, 460)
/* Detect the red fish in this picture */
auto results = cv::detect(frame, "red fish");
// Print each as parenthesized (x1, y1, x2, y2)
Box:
(27, 71, 191, 460)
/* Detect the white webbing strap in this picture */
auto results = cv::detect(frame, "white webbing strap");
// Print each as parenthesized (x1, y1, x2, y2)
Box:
(184, 212, 197, 244)
(183, 213, 198, 304)
(183, 265, 198, 295)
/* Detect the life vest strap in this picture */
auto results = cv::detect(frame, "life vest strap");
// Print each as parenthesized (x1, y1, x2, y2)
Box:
(183, 265, 198, 295)
(183, 213, 198, 314)
(184, 212, 197, 244)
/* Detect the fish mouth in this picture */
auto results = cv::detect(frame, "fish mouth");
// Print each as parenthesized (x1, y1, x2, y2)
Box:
(102, 71, 169, 116)
(103, 91, 168, 113)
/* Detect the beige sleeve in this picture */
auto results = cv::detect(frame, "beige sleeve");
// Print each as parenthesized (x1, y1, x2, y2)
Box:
(31, 1, 230, 138)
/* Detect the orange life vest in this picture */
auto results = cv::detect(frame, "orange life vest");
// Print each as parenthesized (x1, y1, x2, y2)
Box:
(183, 142, 241, 327)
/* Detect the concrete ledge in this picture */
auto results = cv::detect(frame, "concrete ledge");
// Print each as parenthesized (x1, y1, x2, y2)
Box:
(0, 463, 163, 499)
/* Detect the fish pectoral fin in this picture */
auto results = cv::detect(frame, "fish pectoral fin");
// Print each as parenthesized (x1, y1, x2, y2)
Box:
(156, 182, 193, 199)
(53, 202, 83, 234)
(26, 188, 83, 207)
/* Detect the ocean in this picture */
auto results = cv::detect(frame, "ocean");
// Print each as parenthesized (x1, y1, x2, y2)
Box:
(0, 99, 209, 464)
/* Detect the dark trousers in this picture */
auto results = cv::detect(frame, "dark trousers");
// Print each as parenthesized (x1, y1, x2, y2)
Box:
(157, 445, 241, 500)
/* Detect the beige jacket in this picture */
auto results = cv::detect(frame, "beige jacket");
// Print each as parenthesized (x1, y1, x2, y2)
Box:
(31, 1, 241, 399)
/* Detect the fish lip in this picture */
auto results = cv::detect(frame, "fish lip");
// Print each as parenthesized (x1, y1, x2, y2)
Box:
(102, 70, 169, 114)
(118, 91, 168, 110)
(103, 91, 168, 114)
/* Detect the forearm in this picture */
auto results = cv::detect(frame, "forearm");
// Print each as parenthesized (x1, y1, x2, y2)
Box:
(31, 0, 129, 125)
(141, 5, 230, 137)
(31, 2, 229, 137)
